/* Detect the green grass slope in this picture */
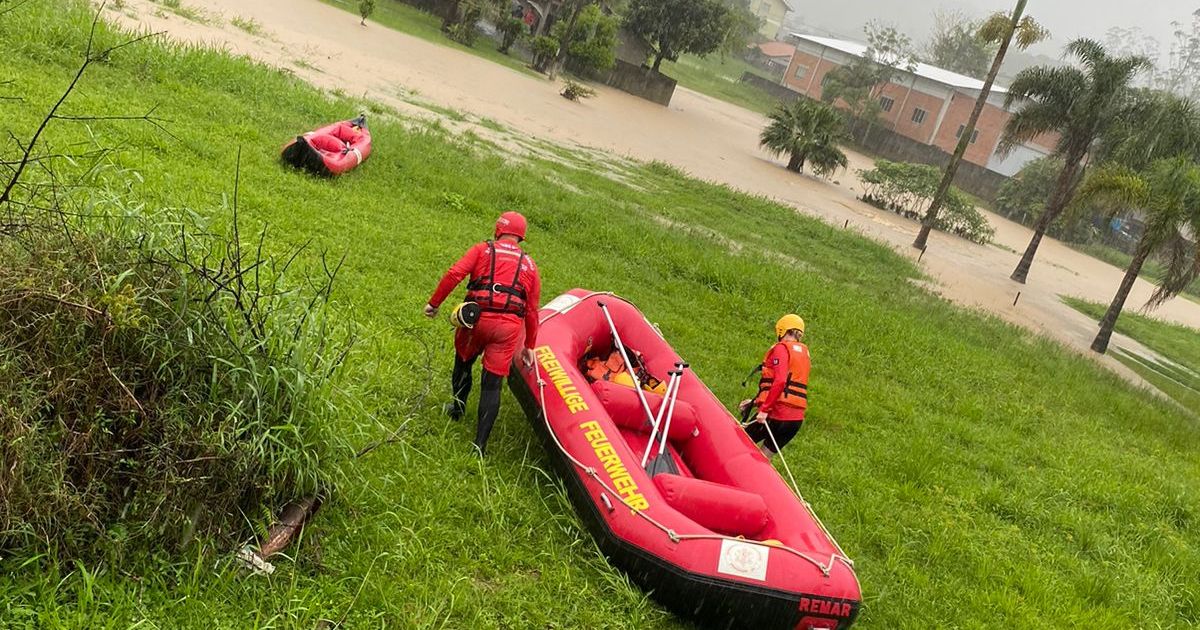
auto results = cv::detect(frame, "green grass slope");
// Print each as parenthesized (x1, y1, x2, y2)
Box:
(2, 3, 1199, 628)
(1064, 297, 1200, 411)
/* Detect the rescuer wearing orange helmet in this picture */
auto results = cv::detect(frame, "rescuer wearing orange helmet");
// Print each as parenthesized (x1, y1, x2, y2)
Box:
(425, 212, 542, 456)
(741, 314, 810, 458)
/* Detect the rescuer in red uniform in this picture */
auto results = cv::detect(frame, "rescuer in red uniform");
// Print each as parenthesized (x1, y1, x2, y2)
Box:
(741, 314, 810, 458)
(424, 212, 541, 455)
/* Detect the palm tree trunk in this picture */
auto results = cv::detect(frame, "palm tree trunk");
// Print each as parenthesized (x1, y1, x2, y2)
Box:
(915, 0, 1026, 251)
(787, 151, 806, 172)
(1010, 151, 1085, 283)
(1092, 236, 1153, 353)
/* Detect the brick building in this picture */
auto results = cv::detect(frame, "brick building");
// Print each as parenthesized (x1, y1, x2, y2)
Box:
(781, 33, 1057, 176)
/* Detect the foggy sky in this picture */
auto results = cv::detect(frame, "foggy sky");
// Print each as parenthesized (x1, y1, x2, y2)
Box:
(790, 1, 1199, 59)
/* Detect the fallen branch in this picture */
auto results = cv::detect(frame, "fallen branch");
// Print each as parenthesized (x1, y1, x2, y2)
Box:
(236, 495, 321, 575)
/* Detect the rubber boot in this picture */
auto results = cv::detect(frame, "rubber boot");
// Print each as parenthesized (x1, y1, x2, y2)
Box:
(474, 370, 503, 456)
(448, 353, 476, 421)
(759, 443, 776, 459)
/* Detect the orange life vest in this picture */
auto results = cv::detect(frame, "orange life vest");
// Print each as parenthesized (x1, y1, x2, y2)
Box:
(753, 341, 809, 410)
(584, 350, 666, 394)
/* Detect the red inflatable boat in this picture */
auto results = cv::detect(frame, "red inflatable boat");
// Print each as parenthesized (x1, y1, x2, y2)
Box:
(509, 290, 862, 630)
(280, 115, 371, 176)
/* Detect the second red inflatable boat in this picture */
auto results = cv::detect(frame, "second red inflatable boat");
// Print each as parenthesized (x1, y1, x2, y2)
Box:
(280, 115, 372, 176)
(508, 289, 862, 630)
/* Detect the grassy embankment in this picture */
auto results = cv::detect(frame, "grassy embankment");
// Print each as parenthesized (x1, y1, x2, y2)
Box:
(1063, 297, 1200, 411)
(657, 54, 783, 115)
(318, 0, 542, 77)
(319, 0, 787, 115)
(2, 3, 1200, 628)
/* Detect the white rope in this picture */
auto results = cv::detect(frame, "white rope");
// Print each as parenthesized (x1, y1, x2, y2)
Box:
(762, 420, 802, 500)
(530, 359, 854, 577)
(760, 419, 853, 562)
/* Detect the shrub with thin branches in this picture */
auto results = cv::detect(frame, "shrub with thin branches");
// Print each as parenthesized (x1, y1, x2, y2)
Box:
(859, 159, 995, 244)
(0, 153, 352, 559)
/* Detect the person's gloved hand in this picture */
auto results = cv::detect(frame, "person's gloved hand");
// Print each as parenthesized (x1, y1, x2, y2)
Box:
(522, 348, 536, 369)
(755, 410, 769, 424)
(423, 303, 438, 318)
(738, 399, 753, 413)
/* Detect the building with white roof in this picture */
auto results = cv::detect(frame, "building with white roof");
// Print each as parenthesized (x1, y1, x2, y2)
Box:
(781, 33, 1058, 176)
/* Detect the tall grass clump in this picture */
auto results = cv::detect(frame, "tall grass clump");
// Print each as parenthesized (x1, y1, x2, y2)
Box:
(0, 35, 351, 558)
(0, 161, 351, 559)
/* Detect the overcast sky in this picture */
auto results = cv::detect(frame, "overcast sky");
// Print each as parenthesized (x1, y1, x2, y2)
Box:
(791, 1, 1200, 59)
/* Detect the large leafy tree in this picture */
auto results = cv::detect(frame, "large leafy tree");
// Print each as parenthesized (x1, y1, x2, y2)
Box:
(759, 99, 849, 178)
(551, 3, 618, 73)
(716, 0, 761, 58)
(922, 10, 997, 79)
(912, 0, 1047, 251)
(1072, 158, 1200, 353)
(1103, 12, 1200, 100)
(623, 0, 732, 72)
(821, 21, 917, 142)
(1002, 39, 1151, 283)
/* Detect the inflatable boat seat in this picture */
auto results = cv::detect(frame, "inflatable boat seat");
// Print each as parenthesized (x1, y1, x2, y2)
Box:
(591, 381, 699, 442)
(653, 473, 769, 538)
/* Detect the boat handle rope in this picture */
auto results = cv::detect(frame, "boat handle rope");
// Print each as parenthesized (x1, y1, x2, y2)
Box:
(532, 362, 855, 578)
(536, 291, 855, 567)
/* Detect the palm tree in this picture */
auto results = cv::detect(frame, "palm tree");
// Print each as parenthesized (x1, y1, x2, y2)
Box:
(1100, 90, 1200, 172)
(1002, 39, 1151, 283)
(913, 0, 1047, 251)
(759, 99, 849, 178)
(1072, 157, 1200, 353)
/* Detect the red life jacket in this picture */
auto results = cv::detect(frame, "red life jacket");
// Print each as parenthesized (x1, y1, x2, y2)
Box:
(753, 341, 809, 411)
(465, 240, 529, 317)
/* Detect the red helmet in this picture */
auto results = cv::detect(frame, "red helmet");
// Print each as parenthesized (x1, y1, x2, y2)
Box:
(494, 211, 527, 241)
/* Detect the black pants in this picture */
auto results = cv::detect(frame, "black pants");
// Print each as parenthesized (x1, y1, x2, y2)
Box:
(745, 419, 802, 454)
(450, 353, 503, 455)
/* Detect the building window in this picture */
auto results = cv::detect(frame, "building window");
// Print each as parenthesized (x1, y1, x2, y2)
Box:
(879, 96, 895, 112)
(794, 64, 809, 80)
(956, 125, 981, 144)
(911, 108, 928, 124)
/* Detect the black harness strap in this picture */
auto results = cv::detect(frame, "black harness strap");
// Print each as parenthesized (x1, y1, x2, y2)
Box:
(466, 241, 528, 317)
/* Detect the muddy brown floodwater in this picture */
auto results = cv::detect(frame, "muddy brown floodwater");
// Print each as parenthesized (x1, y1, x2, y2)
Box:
(111, 0, 1200, 398)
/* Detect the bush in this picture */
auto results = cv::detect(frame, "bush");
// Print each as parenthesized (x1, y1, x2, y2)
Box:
(560, 78, 596, 101)
(995, 156, 1096, 243)
(995, 156, 1061, 226)
(859, 159, 995, 244)
(531, 35, 559, 73)
(0, 158, 350, 559)
(497, 15, 524, 54)
(447, 20, 478, 46)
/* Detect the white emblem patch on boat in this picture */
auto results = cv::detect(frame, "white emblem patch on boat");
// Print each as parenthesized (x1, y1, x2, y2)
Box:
(542, 293, 582, 315)
(717, 539, 768, 581)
